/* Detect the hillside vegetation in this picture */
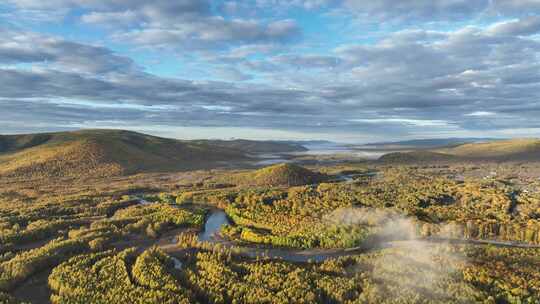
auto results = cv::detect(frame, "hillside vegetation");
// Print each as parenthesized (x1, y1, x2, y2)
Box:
(238, 163, 327, 187)
(436, 139, 540, 160)
(0, 130, 249, 179)
(2, 160, 540, 303)
(379, 151, 456, 163)
(379, 138, 540, 163)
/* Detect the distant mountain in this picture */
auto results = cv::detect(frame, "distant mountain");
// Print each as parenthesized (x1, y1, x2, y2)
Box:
(435, 139, 540, 160)
(361, 138, 499, 149)
(191, 139, 308, 153)
(277, 140, 336, 147)
(378, 138, 540, 163)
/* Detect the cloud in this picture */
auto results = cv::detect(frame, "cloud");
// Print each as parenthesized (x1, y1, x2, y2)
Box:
(112, 18, 301, 50)
(487, 16, 540, 36)
(7, 0, 210, 17)
(2, 1, 540, 140)
(0, 29, 137, 74)
(464, 111, 496, 117)
(0, 8, 297, 99)
(3, 17, 540, 140)
(212, 67, 253, 81)
(220, 0, 336, 14)
(80, 10, 139, 27)
(271, 54, 342, 69)
(349, 118, 453, 127)
(6, 0, 302, 52)
(342, 0, 490, 21)
(490, 0, 540, 16)
(339, 0, 540, 23)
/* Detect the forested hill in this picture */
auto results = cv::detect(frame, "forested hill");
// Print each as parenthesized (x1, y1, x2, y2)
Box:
(379, 138, 540, 163)
(362, 138, 497, 149)
(0, 129, 262, 179)
(434, 139, 540, 160)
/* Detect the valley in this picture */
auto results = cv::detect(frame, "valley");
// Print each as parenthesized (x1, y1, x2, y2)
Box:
(4, 1, 540, 302)
(1, 131, 540, 303)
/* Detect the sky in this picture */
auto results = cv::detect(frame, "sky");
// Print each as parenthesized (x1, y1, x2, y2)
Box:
(1, 0, 539, 143)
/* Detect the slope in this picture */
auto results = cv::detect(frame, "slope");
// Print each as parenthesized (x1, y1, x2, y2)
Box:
(0, 130, 248, 179)
(378, 138, 540, 163)
(240, 163, 328, 187)
(435, 139, 540, 160)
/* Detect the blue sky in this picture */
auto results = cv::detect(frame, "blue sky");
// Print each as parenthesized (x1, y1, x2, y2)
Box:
(1, 0, 540, 142)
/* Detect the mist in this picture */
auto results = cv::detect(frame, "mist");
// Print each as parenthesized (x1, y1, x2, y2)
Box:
(325, 207, 469, 299)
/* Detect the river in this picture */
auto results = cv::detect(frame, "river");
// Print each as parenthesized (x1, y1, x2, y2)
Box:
(194, 209, 540, 263)
(131, 199, 540, 263)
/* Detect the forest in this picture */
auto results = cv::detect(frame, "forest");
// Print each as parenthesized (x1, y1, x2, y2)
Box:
(1, 162, 540, 303)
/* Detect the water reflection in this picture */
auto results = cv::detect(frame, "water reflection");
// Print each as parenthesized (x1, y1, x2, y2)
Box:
(196, 210, 362, 262)
(171, 257, 182, 269)
(198, 210, 230, 242)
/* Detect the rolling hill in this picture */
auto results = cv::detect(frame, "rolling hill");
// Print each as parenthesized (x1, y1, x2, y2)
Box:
(239, 163, 328, 187)
(434, 139, 540, 160)
(360, 138, 498, 150)
(378, 151, 457, 163)
(0, 130, 253, 179)
(379, 138, 540, 163)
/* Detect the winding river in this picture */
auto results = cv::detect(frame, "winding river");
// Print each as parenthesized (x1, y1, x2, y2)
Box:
(196, 210, 359, 262)
(132, 198, 540, 263)
(194, 209, 540, 263)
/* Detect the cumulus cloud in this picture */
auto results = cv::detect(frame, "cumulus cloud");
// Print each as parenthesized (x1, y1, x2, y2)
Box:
(341, 0, 540, 22)
(80, 10, 139, 27)
(6, 0, 302, 51)
(3, 17, 540, 139)
(112, 18, 300, 50)
(220, 0, 335, 15)
(1, 0, 540, 140)
(343, 0, 489, 21)
(487, 16, 540, 36)
(490, 0, 540, 15)
(0, 29, 137, 74)
(271, 54, 342, 69)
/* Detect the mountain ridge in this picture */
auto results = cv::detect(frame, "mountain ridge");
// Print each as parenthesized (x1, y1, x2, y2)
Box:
(0, 129, 306, 179)
(379, 138, 540, 163)
(361, 137, 501, 149)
